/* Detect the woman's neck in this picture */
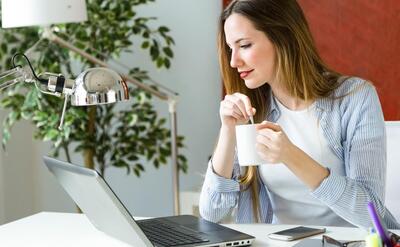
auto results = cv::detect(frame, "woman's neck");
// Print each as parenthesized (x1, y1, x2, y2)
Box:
(270, 84, 313, 111)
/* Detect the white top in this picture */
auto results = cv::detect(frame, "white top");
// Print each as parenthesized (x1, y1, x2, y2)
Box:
(259, 98, 350, 226)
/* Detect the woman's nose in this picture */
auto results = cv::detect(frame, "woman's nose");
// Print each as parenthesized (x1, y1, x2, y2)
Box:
(230, 50, 242, 68)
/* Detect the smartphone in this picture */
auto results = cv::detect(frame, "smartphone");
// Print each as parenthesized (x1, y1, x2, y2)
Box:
(268, 226, 326, 241)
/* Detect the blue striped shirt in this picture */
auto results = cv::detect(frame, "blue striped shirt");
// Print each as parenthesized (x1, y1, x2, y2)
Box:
(199, 77, 400, 229)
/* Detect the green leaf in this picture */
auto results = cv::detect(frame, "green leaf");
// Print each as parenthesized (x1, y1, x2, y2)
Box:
(136, 163, 144, 171)
(23, 89, 39, 108)
(154, 159, 160, 168)
(164, 58, 171, 69)
(141, 41, 150, 49)
(165, 36, 175, 45)
(146, 149, 155, 160)
(159, 155, 167, 164)
(43, 129, 59, 142)
(132, 26, 141, 34)
(21, 111, 33, 120)
(142, 31, 150, 38)
(156, 57, 164, 68)
(2, 128, 11, 150)
(128, 114, 138, 126)
(1, 43, 7, 53)
(0, 98, 13, 108)
(163, 47, 173, 58)
(8, 111, 20, 126)
(133, 168, 140, 177)
(163, 149, 171, 157)
(32, 111, 48, 122)
(150, 45, 159, 60)
(158, 26, 170, 33)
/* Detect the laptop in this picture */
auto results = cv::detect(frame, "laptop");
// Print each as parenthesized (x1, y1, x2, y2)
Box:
(43, 156, 255, 247)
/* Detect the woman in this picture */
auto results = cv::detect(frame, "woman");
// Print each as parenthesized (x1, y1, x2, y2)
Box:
(199, 0, 399, 229)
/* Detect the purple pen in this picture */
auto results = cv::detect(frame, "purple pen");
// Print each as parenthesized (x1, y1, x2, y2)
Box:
(367, 201, 392, 247)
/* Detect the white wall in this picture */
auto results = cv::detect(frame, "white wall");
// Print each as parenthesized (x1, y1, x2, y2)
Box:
(0, 121, 36, 223)
(0, 0, 222, 223)
(0, 132, 4, 223)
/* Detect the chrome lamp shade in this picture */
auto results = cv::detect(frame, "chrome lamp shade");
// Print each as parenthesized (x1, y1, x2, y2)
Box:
(71, 68, 130, 106)
(1, 0, 87, 28)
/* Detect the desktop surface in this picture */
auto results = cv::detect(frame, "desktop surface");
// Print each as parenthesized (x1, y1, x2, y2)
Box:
(0, 212, 396, 247)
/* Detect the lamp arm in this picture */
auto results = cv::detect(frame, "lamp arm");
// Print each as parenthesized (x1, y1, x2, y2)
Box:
(43, 28, 170, 101)
(168, 97, 180, 215)
(0, 64, 70, 130)
(58, 94, 69, 130)
(0, 66, 34, 90)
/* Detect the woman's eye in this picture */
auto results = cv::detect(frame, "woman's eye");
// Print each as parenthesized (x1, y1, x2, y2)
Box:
(240, 44, 252, 49)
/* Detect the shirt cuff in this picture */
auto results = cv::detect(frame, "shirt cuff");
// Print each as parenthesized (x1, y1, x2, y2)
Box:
(205, 159, 240, 193)
(311, 172, 347, 206)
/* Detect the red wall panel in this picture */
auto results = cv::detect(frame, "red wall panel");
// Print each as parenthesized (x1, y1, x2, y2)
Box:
(222, 0, 231, 7)
(298, 0, 400, 120)
(222, 0, 400, 120)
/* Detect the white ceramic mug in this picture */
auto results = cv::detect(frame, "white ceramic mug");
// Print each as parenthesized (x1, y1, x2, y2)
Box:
(235, 124, 265, 166)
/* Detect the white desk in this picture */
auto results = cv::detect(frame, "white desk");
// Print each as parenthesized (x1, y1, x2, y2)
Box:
(0, 212, 395, 247)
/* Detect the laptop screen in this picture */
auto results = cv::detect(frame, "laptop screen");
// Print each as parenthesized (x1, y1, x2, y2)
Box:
(43, 156, 153, 247)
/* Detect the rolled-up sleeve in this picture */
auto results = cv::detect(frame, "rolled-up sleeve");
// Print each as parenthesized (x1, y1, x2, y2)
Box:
(199, 159, 241, 223)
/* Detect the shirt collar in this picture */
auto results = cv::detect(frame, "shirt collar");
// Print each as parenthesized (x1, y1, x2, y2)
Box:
(315, 95, 333, 112)
(267, 89, 279, 121)
(266, 89, 333, 121)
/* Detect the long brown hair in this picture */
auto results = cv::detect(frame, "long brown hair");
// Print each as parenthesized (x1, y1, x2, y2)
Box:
(219, 0, 342, 222)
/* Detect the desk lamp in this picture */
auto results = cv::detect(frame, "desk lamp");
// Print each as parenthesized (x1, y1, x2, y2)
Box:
(1, 0, 181, 215)
(0, 53, 129, 129)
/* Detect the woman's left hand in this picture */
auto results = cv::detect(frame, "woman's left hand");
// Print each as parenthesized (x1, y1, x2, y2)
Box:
(255, 121, 294, 164)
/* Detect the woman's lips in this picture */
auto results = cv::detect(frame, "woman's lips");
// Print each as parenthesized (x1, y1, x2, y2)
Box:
(239, 69, 253, 79)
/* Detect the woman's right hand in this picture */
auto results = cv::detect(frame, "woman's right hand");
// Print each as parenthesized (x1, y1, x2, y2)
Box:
(219, 92, 255, 128)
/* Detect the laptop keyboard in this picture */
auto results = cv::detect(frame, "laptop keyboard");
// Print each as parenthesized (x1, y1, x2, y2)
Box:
(138, 219, 210, 246)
